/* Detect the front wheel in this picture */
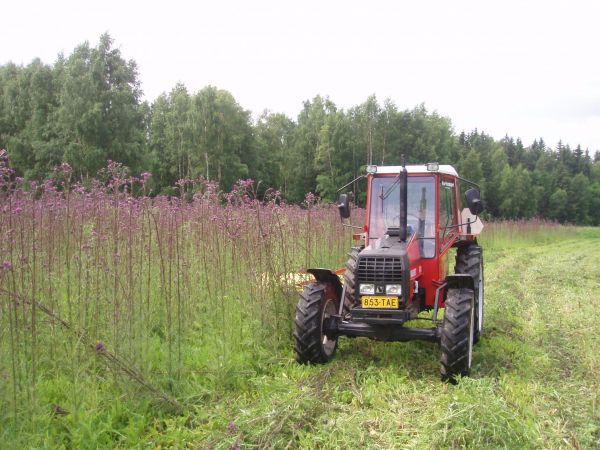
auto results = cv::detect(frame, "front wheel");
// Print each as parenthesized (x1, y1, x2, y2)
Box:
(294, 283, 338, 364)
(440, 287, 475, 382)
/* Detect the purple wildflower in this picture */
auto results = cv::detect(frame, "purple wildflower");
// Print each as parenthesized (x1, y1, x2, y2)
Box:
(60, 162, 72, 175)
(304, 192, 318, 207)
(1, 261, 13, 271)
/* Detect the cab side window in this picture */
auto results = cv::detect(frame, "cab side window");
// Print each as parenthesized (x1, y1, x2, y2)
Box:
(439, 180, 455, 244)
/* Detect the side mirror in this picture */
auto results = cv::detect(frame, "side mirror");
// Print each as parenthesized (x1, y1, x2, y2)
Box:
(465, 188, 483, 215)
(337, 193, 351, 219)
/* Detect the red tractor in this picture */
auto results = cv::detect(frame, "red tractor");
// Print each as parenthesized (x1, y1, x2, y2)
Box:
(294, 162, 484, 381)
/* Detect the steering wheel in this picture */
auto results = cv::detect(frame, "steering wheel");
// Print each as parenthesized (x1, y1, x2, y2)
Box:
(386, 212, 422, 231)
(389, 212, 421, 223)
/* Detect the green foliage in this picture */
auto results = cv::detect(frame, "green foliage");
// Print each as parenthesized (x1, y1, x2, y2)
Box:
(498, 165, 536, 219)
(254, 111, 296, 196)
(286, 96, 334, 202)
(315, 111, 354, 201)
(459, 148, 484, 187)
(1, 34, 144, 182)
(1, 35, 599, 223)
(548, 188, 568, 221)
(147, 84, 254, 193)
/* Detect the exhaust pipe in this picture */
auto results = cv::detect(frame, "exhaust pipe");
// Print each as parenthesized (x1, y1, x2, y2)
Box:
(399, 165, 407, 242)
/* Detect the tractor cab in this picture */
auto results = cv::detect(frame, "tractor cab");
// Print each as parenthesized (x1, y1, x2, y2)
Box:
(295, 162, 486, 382)
(360, 164, 483, 310)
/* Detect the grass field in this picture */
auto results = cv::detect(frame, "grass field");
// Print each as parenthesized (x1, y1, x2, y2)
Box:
(1, 180, 599, 449)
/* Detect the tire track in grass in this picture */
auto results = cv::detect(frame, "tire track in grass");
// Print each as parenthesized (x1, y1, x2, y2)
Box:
(518, 238, 600, 448)
(416, 235, 599, 449)
(520, 239, 599, 375)
(483, 237, 600, 448)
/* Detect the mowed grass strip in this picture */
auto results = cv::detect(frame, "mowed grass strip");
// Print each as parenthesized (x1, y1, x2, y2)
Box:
(153, 229, 599, 449)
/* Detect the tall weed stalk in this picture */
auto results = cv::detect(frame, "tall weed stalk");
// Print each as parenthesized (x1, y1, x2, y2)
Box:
(0, 167, 354, 440)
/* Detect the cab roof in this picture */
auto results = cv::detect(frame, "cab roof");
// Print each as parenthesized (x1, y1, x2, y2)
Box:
(371, 164, 459, 177)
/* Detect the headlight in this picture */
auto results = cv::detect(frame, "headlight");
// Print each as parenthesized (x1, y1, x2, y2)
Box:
(359, 284, 375, 295)
(386, 284, 402, 295)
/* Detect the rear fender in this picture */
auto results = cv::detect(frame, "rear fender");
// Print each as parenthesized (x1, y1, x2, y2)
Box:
(307, 268, 343, 300)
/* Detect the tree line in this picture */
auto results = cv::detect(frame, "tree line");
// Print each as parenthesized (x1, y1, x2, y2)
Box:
(1, 34, 599, 224)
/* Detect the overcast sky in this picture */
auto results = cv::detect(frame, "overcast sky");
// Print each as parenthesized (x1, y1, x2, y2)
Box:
(2, 0, 599, 152)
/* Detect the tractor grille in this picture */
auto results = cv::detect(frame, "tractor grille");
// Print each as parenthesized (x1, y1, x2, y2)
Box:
(357, 257, 403, 284)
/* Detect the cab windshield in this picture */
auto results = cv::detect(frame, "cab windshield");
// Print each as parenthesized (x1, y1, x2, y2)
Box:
(368, 175, 436, 257)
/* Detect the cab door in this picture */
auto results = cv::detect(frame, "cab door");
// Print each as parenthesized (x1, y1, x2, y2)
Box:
(438, 177, 458, 278)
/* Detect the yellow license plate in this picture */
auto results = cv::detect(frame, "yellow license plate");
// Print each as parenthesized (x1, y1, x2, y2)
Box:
(361, 296, 399, 309)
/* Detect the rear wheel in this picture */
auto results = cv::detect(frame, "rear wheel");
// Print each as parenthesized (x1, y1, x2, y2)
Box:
(440, 287, 475, 382)
(455, 244, 484, 343)
(294, 283, 338, 364)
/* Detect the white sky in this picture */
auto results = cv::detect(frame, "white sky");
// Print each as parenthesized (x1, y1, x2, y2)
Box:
(2, 0, 599, 152)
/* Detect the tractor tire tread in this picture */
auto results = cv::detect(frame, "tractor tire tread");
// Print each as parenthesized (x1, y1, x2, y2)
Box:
(294, 283, 336, 364)
(455, 243, 484, 343)
(343, 247, 361, 309)
(440, 287, 474, 382)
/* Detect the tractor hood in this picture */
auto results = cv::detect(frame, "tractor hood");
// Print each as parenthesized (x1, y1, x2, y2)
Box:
(363, 233, 409, 255)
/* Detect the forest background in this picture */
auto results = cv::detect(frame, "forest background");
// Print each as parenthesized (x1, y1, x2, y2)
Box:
(2, 34, 599, 224)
